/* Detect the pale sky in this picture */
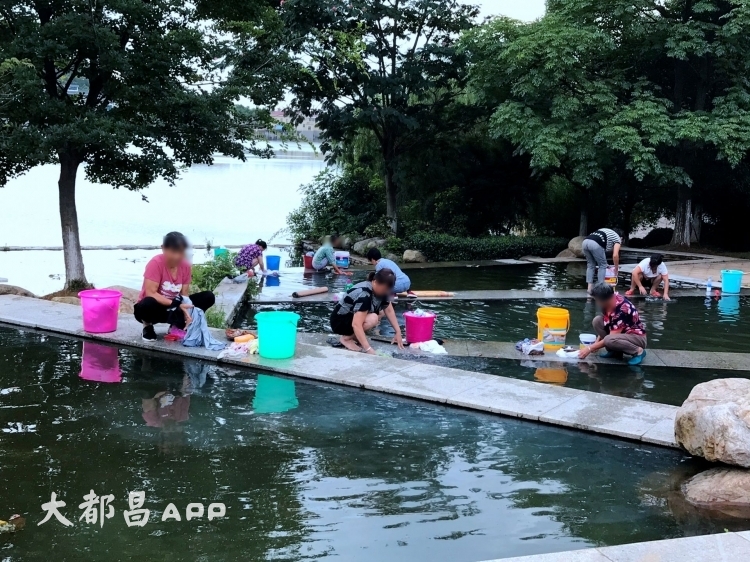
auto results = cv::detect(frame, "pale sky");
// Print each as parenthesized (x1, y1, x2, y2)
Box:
(475, 0, 546, 21)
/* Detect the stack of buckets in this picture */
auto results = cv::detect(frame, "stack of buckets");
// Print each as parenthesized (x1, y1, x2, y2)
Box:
(536, 307, 570, 352)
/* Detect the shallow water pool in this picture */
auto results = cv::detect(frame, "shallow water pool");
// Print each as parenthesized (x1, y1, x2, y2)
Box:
(0, 326, 742, 561)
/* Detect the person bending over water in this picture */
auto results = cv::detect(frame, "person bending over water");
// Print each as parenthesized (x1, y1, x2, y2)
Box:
(626, 253, 670, 301)
(312, 234, 352, 276)
(134, 232, 216, 342)
(235, 239, 268, 277)
(366, 248, 413, 296)
(582, 227, 622, 294)
(330, 269, 404, 353)
(579, 282, 647, 365)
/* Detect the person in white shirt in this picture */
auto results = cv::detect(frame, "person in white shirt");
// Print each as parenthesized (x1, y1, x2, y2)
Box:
(626, 253, 670, 300)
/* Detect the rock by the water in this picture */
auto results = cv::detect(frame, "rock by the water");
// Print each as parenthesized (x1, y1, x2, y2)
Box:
(556, 248, 577, 259)
(385, 253, 400, 262)
(352, 237, 386, 255)
(340, 236, 353, 250)
(675, 379, 750, 467)
(568, 236, 585, 258)
(403, 249, 427, 263)
(52, 296, 81, 306)
(103, 285, 139, 314)
(0, 284, 36, 298)
(682, 468, 750, 518)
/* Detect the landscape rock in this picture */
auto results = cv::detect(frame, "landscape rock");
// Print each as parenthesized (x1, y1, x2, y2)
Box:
(403, 249, 427, 263)
(103, 285, 140, 315)
(682, 468, 750, 518)
(52, 296, 81, 306)
(385, 253, 401, 263)
(0, 284, 36, 298)
(568, 236, 585, 258)
(352, 237, 386, 255)
(675, 379, 750, 467)
(340, 236, 353, 250)
(556, 248, 577, 259)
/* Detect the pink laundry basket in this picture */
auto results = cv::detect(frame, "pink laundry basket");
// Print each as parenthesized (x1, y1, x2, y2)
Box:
(404, 311, 437, 343)
(78, 289, 122, 333)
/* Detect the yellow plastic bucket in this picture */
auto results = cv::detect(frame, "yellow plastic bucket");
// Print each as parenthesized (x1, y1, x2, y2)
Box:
(537, 307, 570, 352)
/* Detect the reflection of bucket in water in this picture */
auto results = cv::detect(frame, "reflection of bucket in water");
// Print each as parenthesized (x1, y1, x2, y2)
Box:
(79, 341, 122, 383)
(265, 275, 281, 287)
(718, 295, 741, 319)
(253, 375, 298, 413)
(534, 367, 568, 385)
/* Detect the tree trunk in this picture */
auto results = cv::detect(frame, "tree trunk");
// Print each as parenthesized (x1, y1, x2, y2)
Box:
(384, 165, 398, 234)
(671, 185, 693, 247)
(58, 152, 88, 289)
(578, 190, 588, 237)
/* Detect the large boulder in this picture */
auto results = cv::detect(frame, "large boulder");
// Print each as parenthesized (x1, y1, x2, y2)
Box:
(403, 249, 427, 263)
(568, 236, 585, 258)
(103, 285, 139, 314)
(675, 379, 750, 467)
(340, 236, 353, 251)
(52, 296, 81, 306)
(385, 253, 401, 263)
(352, 237, 386, 256)
(556, 248, 577, 259)
(0, 284, 36, 298)
(682, 468, 750, 518)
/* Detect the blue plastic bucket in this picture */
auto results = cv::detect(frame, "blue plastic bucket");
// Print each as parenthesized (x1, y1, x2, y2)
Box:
(721, 270, 744, 295)
(256, 311, 300, 359)
(266, 255, 281, 271)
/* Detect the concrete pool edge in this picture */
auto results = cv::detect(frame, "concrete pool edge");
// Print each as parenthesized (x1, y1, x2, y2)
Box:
(0, 294, 679, 449)
(478, 531, 750, 562)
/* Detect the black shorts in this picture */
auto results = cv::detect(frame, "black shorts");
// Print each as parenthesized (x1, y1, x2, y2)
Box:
(330, 311, 355, 336)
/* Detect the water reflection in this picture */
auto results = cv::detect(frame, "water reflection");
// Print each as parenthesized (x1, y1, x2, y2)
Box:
(78, 341, 122, 384)
(253, 375, 299, 414)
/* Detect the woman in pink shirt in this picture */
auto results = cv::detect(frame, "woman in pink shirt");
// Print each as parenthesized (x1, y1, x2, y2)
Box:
(133, 232, 216, 342)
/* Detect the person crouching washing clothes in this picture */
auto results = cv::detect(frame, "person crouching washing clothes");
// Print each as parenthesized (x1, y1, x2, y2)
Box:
(134, 232, 216, 342)
(312, 234, 352, 276)
(330, 269, 405, 354)
(626, 253, 670, 301)
(578, 282, 647, 365)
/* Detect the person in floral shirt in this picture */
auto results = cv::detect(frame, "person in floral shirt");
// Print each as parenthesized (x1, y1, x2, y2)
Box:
(579, 283, 647, 365)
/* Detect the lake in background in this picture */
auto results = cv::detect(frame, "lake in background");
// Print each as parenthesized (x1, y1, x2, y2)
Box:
(0, 150, 325, 294)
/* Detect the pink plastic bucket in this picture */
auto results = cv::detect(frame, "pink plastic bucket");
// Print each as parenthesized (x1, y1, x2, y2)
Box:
(404, 311, 437, 343)
(79, 341, 122, 383)
(78, 289, 122, 333)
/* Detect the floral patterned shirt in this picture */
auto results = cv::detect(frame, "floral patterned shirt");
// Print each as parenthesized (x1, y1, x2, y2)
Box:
(603, 294, 646, 336)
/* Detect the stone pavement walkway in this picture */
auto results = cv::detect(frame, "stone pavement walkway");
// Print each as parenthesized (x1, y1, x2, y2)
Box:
(479, 531, 750, 562)
(0, 294, 678, 448)
(251, 287, 712, 304)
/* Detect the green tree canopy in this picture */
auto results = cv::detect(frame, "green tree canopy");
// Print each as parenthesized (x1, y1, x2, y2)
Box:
(285, 0, 479, 233)
(0, 0, 292, 287)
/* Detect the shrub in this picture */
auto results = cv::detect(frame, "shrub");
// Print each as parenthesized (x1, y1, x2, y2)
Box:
(192, 253, 239, 293)
(405, 232, 568, 261)
(383, 236, 406, 256)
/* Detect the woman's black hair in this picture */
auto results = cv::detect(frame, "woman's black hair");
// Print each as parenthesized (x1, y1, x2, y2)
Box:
(255, 239, 268, 250)
(163, 231, 188, 250)
(591, 282, 615, 300)
(368, 268, 396, 289)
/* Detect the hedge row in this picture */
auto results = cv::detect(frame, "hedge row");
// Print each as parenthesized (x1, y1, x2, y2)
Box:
(405, 232, 568, 262)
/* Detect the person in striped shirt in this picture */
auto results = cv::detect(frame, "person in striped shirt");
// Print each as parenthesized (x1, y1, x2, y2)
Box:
(582, 228, 622, 294)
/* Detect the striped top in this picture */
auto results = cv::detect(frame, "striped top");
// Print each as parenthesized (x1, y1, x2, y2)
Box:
(586, 228, 621, 252)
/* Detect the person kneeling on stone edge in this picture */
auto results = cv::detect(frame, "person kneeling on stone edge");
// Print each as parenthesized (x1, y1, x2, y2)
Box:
(134, 232, 216, 342)
(578, 282, 647, 365)
(330, 269, 405, 354)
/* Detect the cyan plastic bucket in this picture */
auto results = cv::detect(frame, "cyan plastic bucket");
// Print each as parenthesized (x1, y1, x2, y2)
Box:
(213, 248, 228, 258)
(721, 270, 744, 295)
(256, 311, 300, 359)
(266, 255, 281, 271)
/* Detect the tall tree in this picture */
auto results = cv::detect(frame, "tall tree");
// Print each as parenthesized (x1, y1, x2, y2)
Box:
(0, 0, 290, 288)
(286, 0, 478, 233)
